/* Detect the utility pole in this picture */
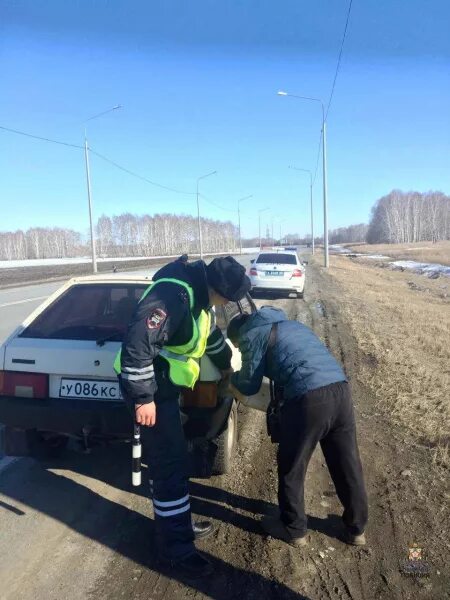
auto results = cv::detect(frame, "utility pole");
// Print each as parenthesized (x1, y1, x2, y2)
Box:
(237, 195, 252, 254)
(258, 207, 269, 250)
(84, 104, 122, 274)
(289, 165, 315, 255)
(196, 171, 217, 259)
(322, 119, 329, 267)
(278, 91, 328, 267)
(83, 135, 97, 273)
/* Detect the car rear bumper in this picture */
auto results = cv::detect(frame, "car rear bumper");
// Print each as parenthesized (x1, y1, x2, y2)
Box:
(0, 394, 234, 441)
(0, 395, 131, 437)
(250, 277, 304, 292)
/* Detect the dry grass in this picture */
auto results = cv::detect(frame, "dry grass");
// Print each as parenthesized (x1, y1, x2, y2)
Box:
(347, 240, 450, 266)
(323, 255, 450, 465)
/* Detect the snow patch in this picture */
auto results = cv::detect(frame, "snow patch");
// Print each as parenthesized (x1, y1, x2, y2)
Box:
(390, 260, 450, 278)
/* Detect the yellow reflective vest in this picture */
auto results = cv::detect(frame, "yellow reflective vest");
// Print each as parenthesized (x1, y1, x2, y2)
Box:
(114, 277, 211, 389)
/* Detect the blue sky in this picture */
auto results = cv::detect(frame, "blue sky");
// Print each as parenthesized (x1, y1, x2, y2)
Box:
(1, 1, 449, 239)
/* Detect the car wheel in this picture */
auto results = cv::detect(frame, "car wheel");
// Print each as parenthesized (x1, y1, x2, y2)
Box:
(211, 401, 238, 475)
(296, 291, 304, 299)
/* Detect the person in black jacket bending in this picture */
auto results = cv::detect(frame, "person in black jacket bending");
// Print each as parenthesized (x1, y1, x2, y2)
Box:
(117, 256, 250, 579)
(227, 307, 368, 548)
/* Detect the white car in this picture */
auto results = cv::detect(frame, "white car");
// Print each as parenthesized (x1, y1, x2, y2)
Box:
(0, 275, 254, 475)
(249, 250, 306, 298)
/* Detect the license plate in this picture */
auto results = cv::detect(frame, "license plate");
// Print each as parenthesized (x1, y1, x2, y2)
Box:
(59, 378, 122, 400)
(265, 271, 283, 276)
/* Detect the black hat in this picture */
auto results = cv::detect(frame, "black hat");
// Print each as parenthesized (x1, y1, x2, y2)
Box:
(206, 256, 251, 301)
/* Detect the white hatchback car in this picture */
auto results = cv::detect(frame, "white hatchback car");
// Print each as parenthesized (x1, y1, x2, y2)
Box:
(249, 250, 306, 297)
(0, 275, 254, 475)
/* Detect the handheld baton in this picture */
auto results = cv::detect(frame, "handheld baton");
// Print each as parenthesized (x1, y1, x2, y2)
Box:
(132, 422, 142, 486)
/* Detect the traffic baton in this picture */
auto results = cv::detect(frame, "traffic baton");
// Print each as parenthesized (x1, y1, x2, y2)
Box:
(132, 422, 142, 486)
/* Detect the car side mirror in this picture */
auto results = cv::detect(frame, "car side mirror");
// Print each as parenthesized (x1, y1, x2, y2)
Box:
(250, 259, 255, 264)
(302, 261, 308, 266)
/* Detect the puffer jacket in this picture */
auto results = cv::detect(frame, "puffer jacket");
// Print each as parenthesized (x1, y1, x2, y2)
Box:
(231, 306, 346, 401)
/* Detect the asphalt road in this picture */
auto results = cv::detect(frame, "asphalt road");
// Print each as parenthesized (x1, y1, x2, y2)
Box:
(0, 255, 255, 344)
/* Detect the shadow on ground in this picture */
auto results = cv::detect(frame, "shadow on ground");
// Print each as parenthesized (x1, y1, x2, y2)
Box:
(1, 446, 315, 599)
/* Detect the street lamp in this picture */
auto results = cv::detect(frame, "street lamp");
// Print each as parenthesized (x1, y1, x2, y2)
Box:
(237, 195, 252, 254)
(289, 166, 315, 254)
(258, 207, 269, 250)
(84, 104, 122, 273)
(278, 91, 328, 267)
(279, 218, 287, 243)
(196, 171, 217, 259)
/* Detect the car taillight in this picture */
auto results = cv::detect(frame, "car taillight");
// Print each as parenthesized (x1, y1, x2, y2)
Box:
(0, 371, 48, 399)
(291, 269, 303, 278)
(249, 268, 258, 276)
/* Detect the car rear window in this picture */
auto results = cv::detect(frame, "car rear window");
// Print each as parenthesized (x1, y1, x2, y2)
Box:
(256, 253, 297, 265)
(20, 284, 147, 341)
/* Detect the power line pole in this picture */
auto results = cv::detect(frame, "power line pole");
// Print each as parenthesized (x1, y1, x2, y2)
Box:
(83, 135, 97, 273)
(278, 92, 328, 267)
(83, 104, 122, 274)
(237, 195, 252, 254)
(289, 166, 315, 254)
(322, 120, 329, 267)
(196, 171, 217, 259)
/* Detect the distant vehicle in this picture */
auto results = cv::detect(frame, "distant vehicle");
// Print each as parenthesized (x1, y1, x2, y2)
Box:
(249, 250, 306, 298)
(0, 275, 255, 475)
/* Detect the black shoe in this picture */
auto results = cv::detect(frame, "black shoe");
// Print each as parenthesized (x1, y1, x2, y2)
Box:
(193, 520, 214, 540)
(160, 551, 213, 579)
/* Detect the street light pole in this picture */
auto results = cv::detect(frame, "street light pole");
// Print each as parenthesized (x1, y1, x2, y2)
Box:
(237, 195, 252, 254)
(322, 119, 329, 267)
(278, 91, 328, 267)
(258, 207, 269, 249)
(84, 134, 97, 273)
(289, 166, 315, 254)
(196, 171, 217, 259)
(84, 104, 122, 273)
(279, 219, 287, 243)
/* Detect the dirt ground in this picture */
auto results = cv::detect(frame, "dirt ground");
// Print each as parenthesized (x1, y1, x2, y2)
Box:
(1, 260, 449, 600)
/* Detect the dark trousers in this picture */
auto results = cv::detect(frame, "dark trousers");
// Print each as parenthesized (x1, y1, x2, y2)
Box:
(277, 381, 368, 539)
(140, 398, 195, 561)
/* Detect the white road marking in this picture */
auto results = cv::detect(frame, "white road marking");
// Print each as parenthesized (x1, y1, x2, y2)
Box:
(0, 296, 48, 309)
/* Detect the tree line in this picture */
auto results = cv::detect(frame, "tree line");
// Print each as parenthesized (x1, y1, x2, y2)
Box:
(96, 213, 238, 257)
(0, 228, 83, 261)
(0, 213, 238, 261)
(328, 223, 368, 245)
(366, 190, 449, 244)
(1, 190, 448, 261)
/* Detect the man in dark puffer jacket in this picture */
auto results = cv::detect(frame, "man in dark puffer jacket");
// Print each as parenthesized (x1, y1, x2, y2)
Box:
(227, 307, 368, 547)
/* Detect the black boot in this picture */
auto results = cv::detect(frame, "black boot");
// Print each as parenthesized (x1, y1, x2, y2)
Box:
(161, 551, 213, 579)
(193, 520, 214, 540)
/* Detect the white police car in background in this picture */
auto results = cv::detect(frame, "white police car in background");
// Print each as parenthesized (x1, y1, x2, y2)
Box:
(248, 249, 306, 298)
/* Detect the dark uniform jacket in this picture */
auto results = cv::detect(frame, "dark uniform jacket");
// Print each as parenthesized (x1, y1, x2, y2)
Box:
(231, 307, 346, 401)
(120, 260, 231, 406)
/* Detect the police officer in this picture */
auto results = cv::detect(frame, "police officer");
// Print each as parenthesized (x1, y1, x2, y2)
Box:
(115, 256, 250, 578)
(227, 306, 368, 548)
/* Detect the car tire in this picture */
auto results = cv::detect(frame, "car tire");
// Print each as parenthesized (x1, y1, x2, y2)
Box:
(211, 401, 238, 475)
(296, 291, 304, 299)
